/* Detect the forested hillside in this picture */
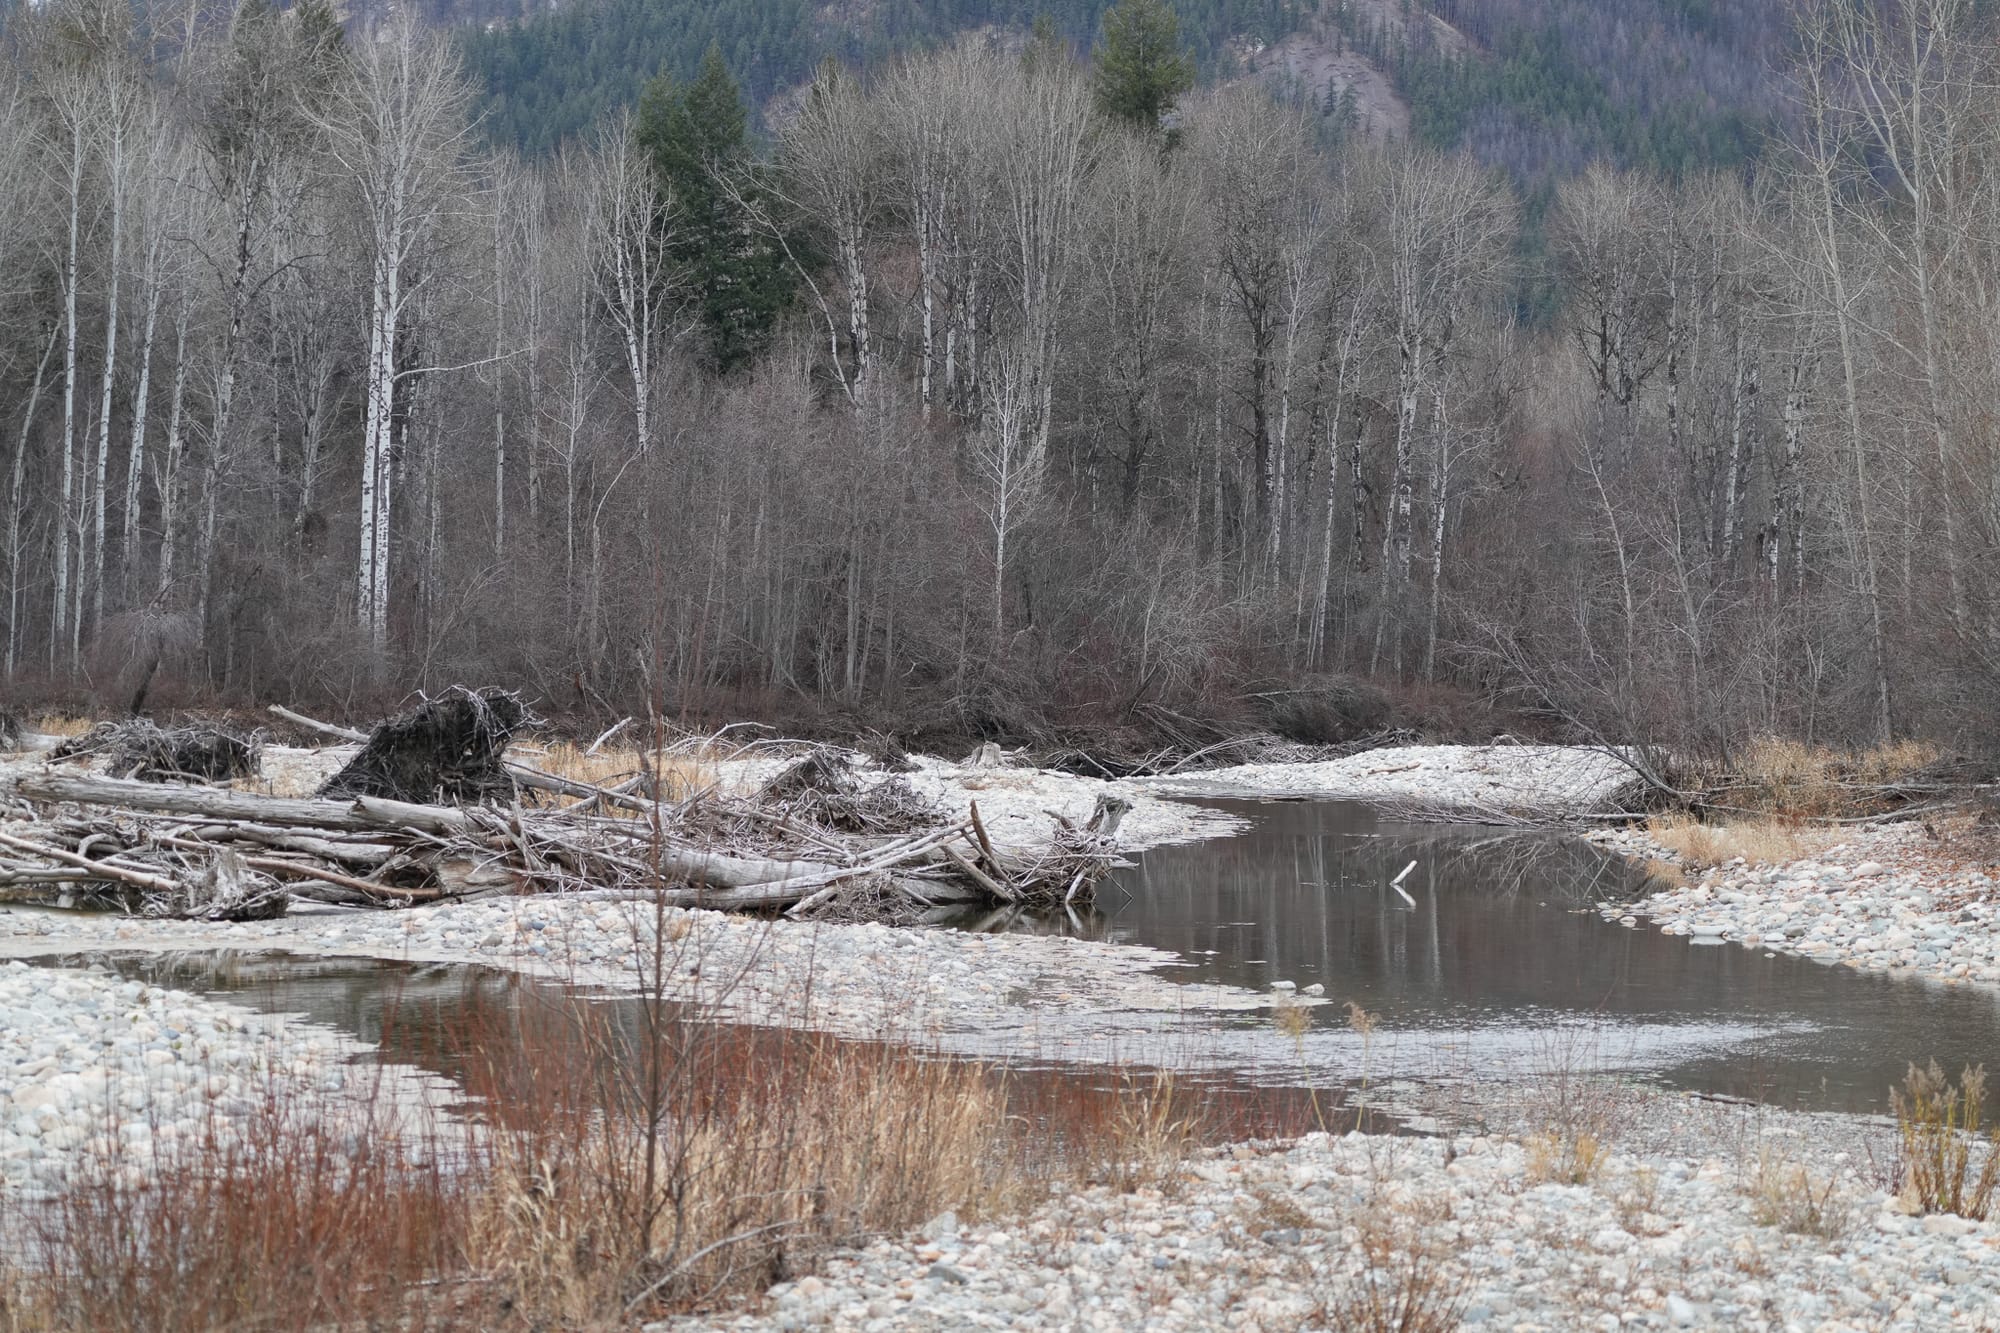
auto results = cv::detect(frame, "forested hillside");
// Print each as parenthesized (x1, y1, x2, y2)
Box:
(1365, 0, 1793, 178)
(464, 0, 1304, 152)
(463, 0, 1794, 181)
(3, 0, 1997, 758)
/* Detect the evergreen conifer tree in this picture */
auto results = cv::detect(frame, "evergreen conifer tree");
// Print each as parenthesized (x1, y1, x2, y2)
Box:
(1091, 0, 1194, 134)
(636, 45, 794, 371)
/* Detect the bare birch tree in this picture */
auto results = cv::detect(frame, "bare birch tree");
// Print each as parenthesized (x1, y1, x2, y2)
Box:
(308, 18, 475, 652)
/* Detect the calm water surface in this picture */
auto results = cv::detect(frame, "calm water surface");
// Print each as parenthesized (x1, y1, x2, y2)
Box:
(1064, 799, 2000, 1113)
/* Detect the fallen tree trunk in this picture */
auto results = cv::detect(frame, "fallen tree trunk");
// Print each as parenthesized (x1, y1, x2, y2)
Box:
(0, 771, 473, 834)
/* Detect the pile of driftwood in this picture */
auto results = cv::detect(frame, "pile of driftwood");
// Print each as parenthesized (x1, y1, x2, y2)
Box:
(0, 692, 1129, 923)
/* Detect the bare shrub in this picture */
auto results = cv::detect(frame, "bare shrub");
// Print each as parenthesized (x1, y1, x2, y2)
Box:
(1521, 1029, 1617, 1185)
(1258, 674, 1393, 745)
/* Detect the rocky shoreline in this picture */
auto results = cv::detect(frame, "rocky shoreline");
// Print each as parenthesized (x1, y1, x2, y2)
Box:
(1588, 822, 2000, 992)
(666, 1126, 1995, 1332)
(0, 960, 450, 1194)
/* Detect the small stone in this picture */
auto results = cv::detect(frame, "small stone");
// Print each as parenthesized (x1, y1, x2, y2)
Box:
(1666, 1294, 1698, 1326)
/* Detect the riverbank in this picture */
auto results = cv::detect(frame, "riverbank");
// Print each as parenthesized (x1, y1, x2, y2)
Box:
(1588, 818, 2000, 991)
(0, 959, 451, 1194)
(11, 738, 1989, 1330)
(1138, 743, 1640, 815)
(672, 1072, 2000, 1320)
(669, 1118, 1993, 1332)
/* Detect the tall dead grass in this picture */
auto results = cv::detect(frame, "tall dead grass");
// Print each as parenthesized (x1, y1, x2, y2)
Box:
(1646, 814, 1822, 870)
(10, 1080, 465, 1332)
(1708, 737, 1939, 820)
(1893, 1061, 2000, 1220)
(527, 736, 735, 804)
(0, 968, 1315, 1329)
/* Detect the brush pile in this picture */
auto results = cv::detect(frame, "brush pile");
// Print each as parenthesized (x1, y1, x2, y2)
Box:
(49, 718, 261, 783)
(0, 709, 1129, 924)
(756, 751, 941, 834)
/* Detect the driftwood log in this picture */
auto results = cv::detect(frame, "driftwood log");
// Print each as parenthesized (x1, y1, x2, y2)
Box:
(0, 723, 1129, 923)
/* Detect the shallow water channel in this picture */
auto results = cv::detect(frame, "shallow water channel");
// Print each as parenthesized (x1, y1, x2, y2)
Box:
(39, 797, 2000, 1119)
(1069, 799, 2000, 1115)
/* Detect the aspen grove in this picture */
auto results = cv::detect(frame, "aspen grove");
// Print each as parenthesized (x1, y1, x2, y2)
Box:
(2, 0, 1998, 753)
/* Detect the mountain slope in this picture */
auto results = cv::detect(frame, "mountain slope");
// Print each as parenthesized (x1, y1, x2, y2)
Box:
(463, 0, 1797, 180)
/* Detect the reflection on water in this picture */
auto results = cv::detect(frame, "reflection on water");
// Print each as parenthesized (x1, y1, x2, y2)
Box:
(1058, 799, 2000, 1113)
(44, 950, 1345, 1140)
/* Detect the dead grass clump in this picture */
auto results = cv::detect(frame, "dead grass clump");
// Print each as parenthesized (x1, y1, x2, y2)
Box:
(1320, 1202, 1468, 1333)
(1750, 1148, 1851, 1239)
(457, 990, 1011, 1320)
(1893, 1061, 2000, 1219)
(1101, 1071, 1207, 1194)
(1525, 1128, 1608, 1185)
(1719, 736, 1940, 820)
(1521, 1030, 1617, 1185)
(1646, 814, 1817, 870)
(1639, 856, 1687, 888)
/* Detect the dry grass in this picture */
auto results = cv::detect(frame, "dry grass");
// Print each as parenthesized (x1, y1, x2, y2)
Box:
(1893, 1061, 2000, 1220)
(1521, 1030, 1617, 1186)
(1646, 814, 1822, 871)
(1525, 1127, 1608, 1185)
(1750, 1147, 1851, 1239)
(0, 967, 1316, 1330)
(523, 739, 726, 805)
(29, 715, 90, 738)
(1638, 855, 1688, 887)
(462, 999, 1010, 1320)
(9, 1081, 465, 1332)
(1320, 1197, 1469, 1333)
(1098, 1071, 1207, 1194)
(1712, 737, 1939, 820)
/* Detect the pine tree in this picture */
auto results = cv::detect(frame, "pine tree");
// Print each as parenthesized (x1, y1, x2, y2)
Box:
(635, 44, 794, 371)
(1091, 0, 1194, 133)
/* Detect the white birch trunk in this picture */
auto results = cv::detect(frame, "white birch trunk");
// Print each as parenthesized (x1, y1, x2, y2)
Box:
(6, 325, 60, 678)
